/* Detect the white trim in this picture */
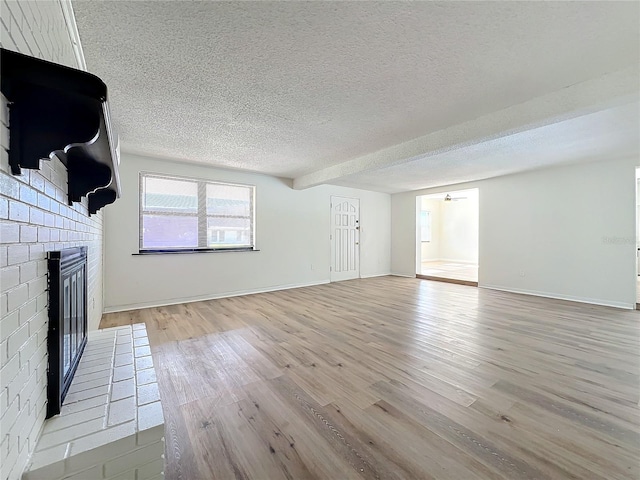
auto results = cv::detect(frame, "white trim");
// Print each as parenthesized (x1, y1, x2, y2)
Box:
(481, 284, 634, 310)
(390, 272, 415, 278)
(103, 280, 330, 313)
(59, 0, 86, 71)
(359, 272, 391, 279)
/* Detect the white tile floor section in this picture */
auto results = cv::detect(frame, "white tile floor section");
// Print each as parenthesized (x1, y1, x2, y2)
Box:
(22, 324, 165, 480)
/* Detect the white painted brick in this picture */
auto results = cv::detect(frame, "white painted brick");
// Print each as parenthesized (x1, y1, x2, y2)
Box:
(35, 259, 46, 277)
(17, 369, 37, 410)
(136, 355, 153, 370)
(107, 396, 136, 427)
(0, 246, 8, 267)
(0, 385, 7, 410)
(137, 401, 164, 432)
(22, 445, 67, 480)
(18, 183, 37, 206)
(19, 261, 37, 284)
(136, 457, 164, 480)
(7, 243, 29, 265)
(18, 334, 37, 368)
(35, 290, 46, 312)
(60, 393, 108, 416)
(0, 221, 20, 243)
(28, 243, 44, 261)
(37, 226, 49, 242)
(67, 375, 111, 397)
(28, 206, 44, 225)
(1, 265, 19, 290)
(28, 308, 47, 334)
(111, 379, 136, 403)
(0, 197, 8, 219)
(63, 384, 109, 404)
(136, 368, 156, 386)
(0, 397, 19, 441)
(44, 403, 107, 434)
(29, 172, 45, 192)
(27, 275, 46, 300)
(36, 192, 49, 210)
(63, 464, 103, 480)
(103, 440, 164, 478)
(20, 224, 38, 242)
(112, 364, 134, 382)
(8, 199, 29, 221)
(0, 351, 19, 391)
(37, 417, 105, 451)
(43, 211, 54, 227)
(137, 383, 160, 407)
(135, 424, 164, 448)
(0, 174, 20, 200)
(18, 298, 37, 326)
(7, 283, 28, 311)
(65, 422, 136, 471)
(7, 320, 28, 357)
(0, 338, 8, 367)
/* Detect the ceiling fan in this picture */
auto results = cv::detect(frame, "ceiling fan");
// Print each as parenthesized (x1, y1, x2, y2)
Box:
(444, 194, 468, 202)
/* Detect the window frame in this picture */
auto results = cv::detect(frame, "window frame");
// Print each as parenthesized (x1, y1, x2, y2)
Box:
(420, 210, 432, 243)
(138, 172, 256, 254)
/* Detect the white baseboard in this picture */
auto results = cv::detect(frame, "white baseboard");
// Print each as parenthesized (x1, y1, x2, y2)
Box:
(390, 272, 415, 278)
(481, 284, 634, 310)
(360, 272, 392, 279)
(103, 280, 331, 313)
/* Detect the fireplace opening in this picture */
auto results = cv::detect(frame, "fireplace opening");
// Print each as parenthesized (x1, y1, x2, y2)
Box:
(47, 246, 88, 418)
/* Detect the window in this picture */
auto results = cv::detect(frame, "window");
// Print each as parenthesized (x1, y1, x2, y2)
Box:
(420, 210, 431, 242)
(139, 173, 255, 252)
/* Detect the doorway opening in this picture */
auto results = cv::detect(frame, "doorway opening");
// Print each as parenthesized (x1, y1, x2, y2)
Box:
(416, 188, 479, 286)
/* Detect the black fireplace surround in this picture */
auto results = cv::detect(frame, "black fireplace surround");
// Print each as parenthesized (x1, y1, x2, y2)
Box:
(47, 247, 88, 418)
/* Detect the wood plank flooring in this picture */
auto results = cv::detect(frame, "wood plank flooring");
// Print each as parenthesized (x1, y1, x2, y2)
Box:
(100, 276, 640, 480)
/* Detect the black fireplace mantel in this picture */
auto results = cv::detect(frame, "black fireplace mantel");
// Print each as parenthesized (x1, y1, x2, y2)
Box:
(0, 48, 121, 214)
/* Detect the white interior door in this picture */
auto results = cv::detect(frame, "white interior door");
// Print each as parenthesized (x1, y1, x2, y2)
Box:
(330, 196, 360, 282)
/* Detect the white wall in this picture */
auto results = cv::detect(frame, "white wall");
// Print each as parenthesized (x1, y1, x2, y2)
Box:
(104, 154, 391, 312)
(419, 198, 441, 261)
(439, 191, 479, 263)
(0, 2, 103, 479)
(393, 157, 637, 308)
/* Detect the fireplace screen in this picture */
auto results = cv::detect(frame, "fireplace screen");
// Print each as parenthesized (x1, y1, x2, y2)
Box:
(47, 246, 88, 418)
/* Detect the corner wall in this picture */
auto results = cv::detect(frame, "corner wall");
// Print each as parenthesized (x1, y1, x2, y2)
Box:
(103, 153, 391, 312)
(392, 157, 637, 309)
(0, 3, 103, 479)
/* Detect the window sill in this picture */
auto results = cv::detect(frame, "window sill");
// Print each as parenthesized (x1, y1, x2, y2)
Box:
(133, 247, 259, 256)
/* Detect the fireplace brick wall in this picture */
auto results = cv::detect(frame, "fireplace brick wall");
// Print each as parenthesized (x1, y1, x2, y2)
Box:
(0, 2, 104, 479)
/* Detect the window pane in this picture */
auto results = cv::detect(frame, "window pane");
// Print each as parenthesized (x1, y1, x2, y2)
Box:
(143, 177, 197, 213)
(206, 184, 251, 216)
(142, 215, 198, 248)
(207, 217, 251, 247)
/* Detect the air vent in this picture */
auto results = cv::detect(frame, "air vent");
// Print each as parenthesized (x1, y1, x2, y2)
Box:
(0, 48, 121, 214)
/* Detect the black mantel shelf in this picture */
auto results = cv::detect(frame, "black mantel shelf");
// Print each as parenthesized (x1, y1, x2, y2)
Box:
(0, 48, 121, 214)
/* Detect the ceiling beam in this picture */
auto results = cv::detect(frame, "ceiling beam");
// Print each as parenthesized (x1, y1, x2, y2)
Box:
(292, 68, 639, 190)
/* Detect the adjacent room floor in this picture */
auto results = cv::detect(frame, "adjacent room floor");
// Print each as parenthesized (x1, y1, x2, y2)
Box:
(101, 276, 639, 480)
(420, 260, 479, 283)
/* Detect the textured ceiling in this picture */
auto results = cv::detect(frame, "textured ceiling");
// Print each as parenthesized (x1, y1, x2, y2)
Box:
(72, 1, 639, 189)
(332, 103, 640, 193)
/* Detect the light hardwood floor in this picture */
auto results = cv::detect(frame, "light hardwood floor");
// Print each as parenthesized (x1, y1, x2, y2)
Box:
(420, 261, 479, 283)
(101, 276, 640, 480)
